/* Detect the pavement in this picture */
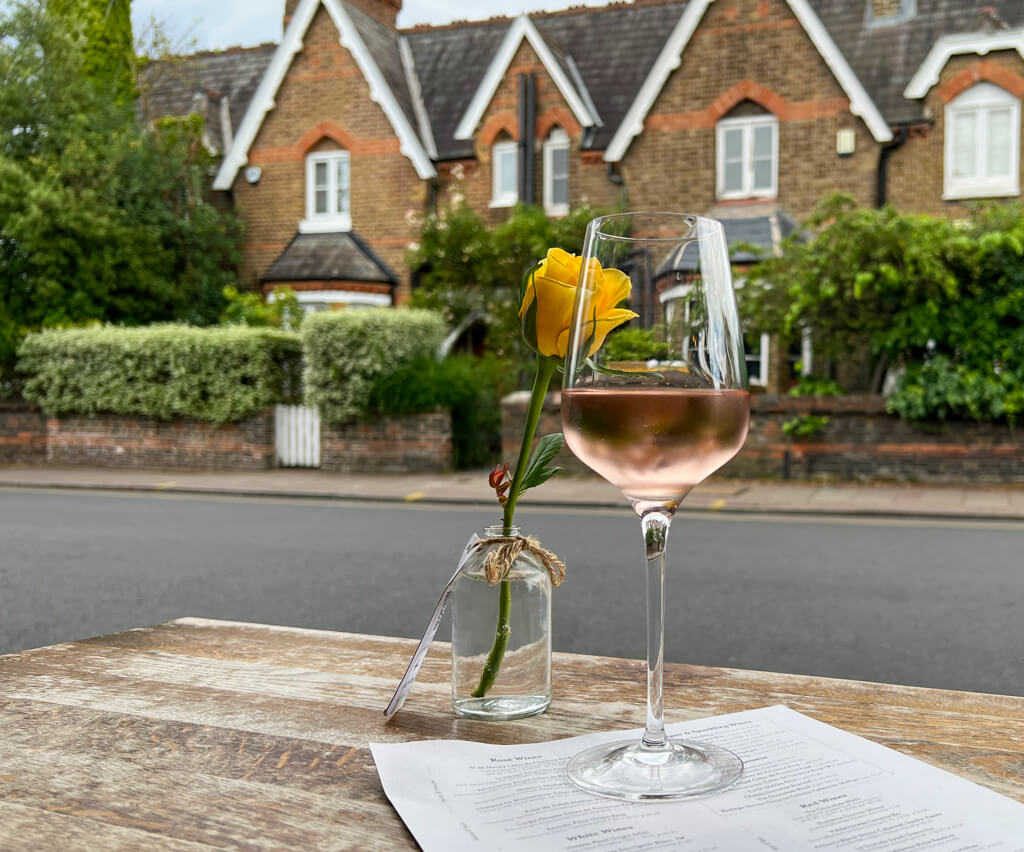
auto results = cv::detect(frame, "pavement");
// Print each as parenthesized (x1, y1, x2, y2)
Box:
(2, 463, 1024, 520)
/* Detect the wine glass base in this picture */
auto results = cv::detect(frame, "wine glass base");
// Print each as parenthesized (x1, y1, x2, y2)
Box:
(566, 738, 743, 801)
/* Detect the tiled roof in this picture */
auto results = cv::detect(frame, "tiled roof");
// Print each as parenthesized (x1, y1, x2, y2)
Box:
(263, 232, 399, 284)
(406, 2, 683, 159)
(140, 44, 276, 149)
(146, 1, 1024, 165)
(656, 213, 799, 274)
(344, 2, 419, 143)
(811, 0, 1024, 124)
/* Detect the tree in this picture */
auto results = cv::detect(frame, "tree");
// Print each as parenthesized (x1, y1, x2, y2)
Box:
(0, 2, 242, 385)
(48, 0, 134, 103)
(408, 202, 601, 370)
(741, 195, 1024, 422)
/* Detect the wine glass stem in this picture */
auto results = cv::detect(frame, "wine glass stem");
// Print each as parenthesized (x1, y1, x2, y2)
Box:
(640, 508, 673, 751)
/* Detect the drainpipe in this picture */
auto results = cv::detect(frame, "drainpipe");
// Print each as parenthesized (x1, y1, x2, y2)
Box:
(606, 162, 627, 208)
(518, 73, 536, 205)
(875, 125, 907, 208)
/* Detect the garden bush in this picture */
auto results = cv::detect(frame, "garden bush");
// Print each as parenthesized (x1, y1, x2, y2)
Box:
(302, 308, 446, 423)
(369, 354, 512, 469)
(18, 324, 301, 422)
(603, 328, 669, 362)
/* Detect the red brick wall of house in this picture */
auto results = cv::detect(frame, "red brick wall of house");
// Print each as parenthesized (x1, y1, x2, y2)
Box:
(436, 40, 620, 218)
(233, 5, 425, 302)
(887, 49, 1024, 216)
(622, 0, 876, 220)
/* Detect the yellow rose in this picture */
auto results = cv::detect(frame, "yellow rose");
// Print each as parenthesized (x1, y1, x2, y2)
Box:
(519, 247, 637, 359)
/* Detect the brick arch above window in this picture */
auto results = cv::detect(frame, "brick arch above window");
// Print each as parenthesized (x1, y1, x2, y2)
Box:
(535, 107, 581, 140)
(938, 60, 1024, 104)
(708, 81, 787, 125)
(297, 122, 357, 155)
(478, 112, 518, 149)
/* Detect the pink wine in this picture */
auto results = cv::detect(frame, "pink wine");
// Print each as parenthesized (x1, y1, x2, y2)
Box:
(561, 388, 750, 506)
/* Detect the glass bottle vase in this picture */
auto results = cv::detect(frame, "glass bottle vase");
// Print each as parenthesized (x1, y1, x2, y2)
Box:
(451, 525, 552, 720)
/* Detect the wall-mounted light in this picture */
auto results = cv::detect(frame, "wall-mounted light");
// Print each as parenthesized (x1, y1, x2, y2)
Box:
(836, 129, 856, 157)
(245, 166, 262, 185)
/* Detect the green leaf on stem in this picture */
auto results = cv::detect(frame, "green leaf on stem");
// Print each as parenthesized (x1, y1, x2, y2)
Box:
(519, 432, 564, 494)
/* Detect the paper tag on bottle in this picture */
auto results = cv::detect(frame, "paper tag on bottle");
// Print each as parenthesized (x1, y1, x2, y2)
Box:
(384, 533, 479, 720)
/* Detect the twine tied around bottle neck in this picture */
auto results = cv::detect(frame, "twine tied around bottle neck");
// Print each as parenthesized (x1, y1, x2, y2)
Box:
(472, 535, 566, 588)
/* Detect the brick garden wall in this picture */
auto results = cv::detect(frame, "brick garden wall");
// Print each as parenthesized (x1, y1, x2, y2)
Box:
(0, 402, 47, 463)
(46, 412, 276, 470)
(503, 392, 1024, 485)
(320, 410, 452, 473)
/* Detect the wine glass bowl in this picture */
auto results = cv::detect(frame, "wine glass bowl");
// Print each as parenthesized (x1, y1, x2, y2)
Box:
(560, 212, 749, 800)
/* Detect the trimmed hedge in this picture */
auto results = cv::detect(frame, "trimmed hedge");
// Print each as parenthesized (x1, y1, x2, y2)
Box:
(18, 325, 301, 422)
(369, 354, 508, 468)
(303, 308, 446, 423)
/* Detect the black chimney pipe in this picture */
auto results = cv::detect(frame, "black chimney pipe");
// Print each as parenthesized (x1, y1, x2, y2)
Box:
(518, 73, 536, 205)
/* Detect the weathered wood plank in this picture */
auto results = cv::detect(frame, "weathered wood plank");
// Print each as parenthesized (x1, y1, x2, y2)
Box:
(0, 616, 1022, 851)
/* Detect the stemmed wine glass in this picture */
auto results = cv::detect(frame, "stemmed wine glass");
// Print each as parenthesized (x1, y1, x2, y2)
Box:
(561, 212, 750, 800)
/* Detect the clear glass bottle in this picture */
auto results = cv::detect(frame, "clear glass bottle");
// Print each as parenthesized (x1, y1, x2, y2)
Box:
(451, 525, 552, 720)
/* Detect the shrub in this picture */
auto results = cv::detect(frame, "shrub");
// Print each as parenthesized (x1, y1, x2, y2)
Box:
(303, 308, 446, 423)
(18, 324, 301, 422)
(369, 354, 511, 469)
(604, 328, 669, 362)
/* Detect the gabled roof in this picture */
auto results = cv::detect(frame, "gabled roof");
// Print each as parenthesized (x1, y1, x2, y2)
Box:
(212, 0, 435, 191)
(452, 15, 599, 141)
(904, 27, 1024, 99)
(405, 3, 681, 160)
(263, 231, 398, 285)
(811, 0, 1024, 124)
(139, 44, 276, 150)
(604, 0, 894, 162)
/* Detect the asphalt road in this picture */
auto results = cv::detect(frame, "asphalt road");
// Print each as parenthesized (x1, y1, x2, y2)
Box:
(1, 487, 1022, 696)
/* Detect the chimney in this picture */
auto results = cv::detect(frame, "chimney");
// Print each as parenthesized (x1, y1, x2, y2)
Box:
(285, 0, 401, 30)
(346, 0, 402, 28)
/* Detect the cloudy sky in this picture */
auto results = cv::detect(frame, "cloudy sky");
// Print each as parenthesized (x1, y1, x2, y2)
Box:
(131, 0, 607, 52)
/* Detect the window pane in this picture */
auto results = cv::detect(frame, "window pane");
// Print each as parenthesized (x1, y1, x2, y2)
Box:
(952, 111, 977, 178)
(724, 161, 743, 193)
(552, 146, 569, 178)
(553, 174, 568, 206)
(987, 108, 1012, 178)
(315, 188, 328, 214)
(336, 158, 349, 214)
(499, 148, 517, 195)
(314, 161, 328, 189)
(723, 128, 743, 160)
(753, 124, 773, 158)
(753, 157, 772, 191)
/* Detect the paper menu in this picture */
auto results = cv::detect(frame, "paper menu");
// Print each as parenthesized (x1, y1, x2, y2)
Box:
(370, 705, 1024, 851)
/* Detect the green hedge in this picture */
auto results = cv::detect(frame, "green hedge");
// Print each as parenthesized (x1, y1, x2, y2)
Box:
(369, 354, 509, 468)
(18, 325, 301, 422)
(303, 308, 446, 423)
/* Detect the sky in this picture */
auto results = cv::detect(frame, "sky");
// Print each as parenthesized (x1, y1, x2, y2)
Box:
(131, 0, 608, 53)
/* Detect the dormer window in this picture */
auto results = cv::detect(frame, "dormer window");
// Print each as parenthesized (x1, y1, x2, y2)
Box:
(866, 0, 915, 27)
(302, 148, 351, 233)
(944, 82, 1020, 200)
(543, 127, 570, 215)
(491, 138, 518, 207)
(716, 109, 778, 200)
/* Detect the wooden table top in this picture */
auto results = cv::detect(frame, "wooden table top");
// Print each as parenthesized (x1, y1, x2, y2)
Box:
(1, 617, 1022, 850)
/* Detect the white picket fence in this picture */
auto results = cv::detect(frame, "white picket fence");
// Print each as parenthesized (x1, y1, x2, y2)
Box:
(275, 404, 321, 468)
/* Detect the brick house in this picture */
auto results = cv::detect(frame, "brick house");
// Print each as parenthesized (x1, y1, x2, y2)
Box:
(150, 0, 1024, 386)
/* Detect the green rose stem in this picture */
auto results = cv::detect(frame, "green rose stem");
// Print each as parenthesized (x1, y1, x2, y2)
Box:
(471, 355, 558, 699)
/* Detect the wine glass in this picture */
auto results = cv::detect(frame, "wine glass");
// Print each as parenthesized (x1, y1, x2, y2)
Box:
(561, 212, 749, 801)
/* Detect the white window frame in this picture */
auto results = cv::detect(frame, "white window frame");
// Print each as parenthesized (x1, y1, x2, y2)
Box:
(301, 150, 351, 233)
(944, 82, 1020, 200)
(745, 332, 772, 387)
(543, 128, 570, 215)
(715, 114, 778, 200)
(490, 139, 519, 208)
